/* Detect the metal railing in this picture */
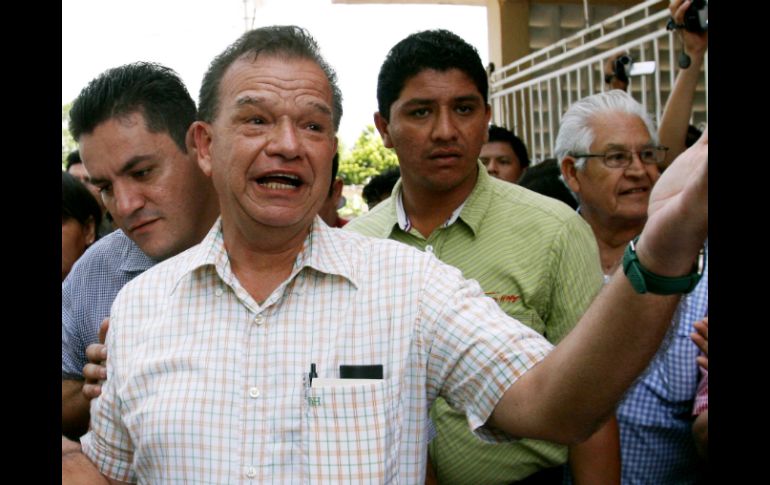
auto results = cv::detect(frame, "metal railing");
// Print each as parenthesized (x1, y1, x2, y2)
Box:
(489, 0, 707, 162)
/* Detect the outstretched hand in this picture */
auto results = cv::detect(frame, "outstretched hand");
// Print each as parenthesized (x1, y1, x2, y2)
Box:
(636, 127, 707, 276)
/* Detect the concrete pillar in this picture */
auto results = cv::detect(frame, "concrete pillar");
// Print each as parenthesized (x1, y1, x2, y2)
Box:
(487, 0, 531, 70)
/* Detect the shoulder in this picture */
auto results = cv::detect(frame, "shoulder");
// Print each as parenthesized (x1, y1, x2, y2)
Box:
(344, 196, 396, 238)
(64, 230, 153, 291)
(486, 177, 582, 225)
(114, 242, 200, 300)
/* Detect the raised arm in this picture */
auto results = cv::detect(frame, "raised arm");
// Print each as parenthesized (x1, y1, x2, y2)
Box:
(659, 0, 708, 167)
(490, 128, 708, 443)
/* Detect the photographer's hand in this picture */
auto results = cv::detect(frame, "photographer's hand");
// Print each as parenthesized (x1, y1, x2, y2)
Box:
(670, 0, 708, 58)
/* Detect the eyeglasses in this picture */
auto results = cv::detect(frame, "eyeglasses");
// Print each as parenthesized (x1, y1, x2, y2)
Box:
(570, 146, 668, 169)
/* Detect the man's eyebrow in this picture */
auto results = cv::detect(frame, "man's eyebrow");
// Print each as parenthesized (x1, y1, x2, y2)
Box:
(235, 95, 331, 117)
(235, 95, 266, 107)
(401, 94, 483, 107)
(305, 100, 332, 117)
(89, 155, 153, 186)
(604, 141, 655, 151)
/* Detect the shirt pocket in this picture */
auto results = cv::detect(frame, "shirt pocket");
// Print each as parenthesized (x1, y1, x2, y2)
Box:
(302, 379, 400, 484)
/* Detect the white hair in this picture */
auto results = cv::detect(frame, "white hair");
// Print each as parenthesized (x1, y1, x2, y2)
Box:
(554, 90, 658, 171)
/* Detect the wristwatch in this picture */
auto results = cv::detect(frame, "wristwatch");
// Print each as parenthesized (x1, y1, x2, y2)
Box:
(622, 236, 705, 294)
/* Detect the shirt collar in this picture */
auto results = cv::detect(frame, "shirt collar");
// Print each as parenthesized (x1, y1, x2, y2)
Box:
(393, 162, 492, 237)
(173, 217, 358, 291)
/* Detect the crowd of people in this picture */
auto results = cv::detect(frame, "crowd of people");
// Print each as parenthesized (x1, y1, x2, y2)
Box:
(62, 1, 708, 483)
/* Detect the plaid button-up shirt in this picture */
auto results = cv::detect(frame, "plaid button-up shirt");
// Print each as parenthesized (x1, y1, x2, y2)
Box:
(82, 217, 552, 484)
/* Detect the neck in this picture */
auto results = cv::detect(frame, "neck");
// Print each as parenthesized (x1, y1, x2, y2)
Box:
(222, 217, 311, 304)
(580, 209, 645, 275)
(400, 169, 478, 238)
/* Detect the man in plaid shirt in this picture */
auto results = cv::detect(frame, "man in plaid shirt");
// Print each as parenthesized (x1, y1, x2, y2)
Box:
(63, 25, 709, 484)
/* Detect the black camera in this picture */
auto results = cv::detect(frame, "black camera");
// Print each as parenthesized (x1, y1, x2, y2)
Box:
(605, 55, 656, 85)
(614, 55, 632, 83)
(683, 0, 708, 33)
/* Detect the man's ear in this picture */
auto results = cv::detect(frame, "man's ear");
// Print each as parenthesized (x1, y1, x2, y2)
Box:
(483, 104, 491, 143)
(191, 121, 214, 177)
(373, 112, 394, 148)
(560, 156, 582, 194)
(332, 177, 344, 200)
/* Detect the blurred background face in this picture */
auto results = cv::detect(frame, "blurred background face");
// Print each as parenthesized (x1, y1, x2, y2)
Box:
(479, 141, 524, 183)
(61, 216, 95, 281)
(68, 163, 106, 212)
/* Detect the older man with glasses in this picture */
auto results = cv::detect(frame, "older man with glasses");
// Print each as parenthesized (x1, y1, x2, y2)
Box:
(558, 90, 709, 484)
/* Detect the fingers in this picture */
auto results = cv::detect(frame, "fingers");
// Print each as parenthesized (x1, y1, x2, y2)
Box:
(83, 362, 107, 382)
(85, 343, 108, 365)
(670, 0, 690, 23)
(690, 331, 707, 355)
(98, 318, 110, 344)
(696, 354, 708, 371)
(82, 381, 102, 401)
(693, 317, 708, 341)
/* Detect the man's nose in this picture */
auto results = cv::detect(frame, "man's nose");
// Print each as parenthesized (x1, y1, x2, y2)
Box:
(431, 108, 459, 142)
(486, 160, 499, 175)
(111, 183, 145, 220)
(267, 118, 301, 159)
(624, 151, 646, 176)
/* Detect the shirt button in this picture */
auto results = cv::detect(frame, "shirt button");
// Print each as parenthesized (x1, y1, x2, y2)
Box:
(254, 314, 265, 325)
(214, 288, 223, 297)
(245, 466, 256, 478)
(249, 386, 260, 398)
(425, 245, 434, 253)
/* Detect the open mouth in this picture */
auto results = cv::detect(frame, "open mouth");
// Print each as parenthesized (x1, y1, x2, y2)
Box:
(256, 173, 302, 190)
(620, 187, 648, 195)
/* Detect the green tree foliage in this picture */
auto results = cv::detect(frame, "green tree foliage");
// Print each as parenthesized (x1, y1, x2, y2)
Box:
(339, 125, 399, 185)
(62, 102, 77, 168)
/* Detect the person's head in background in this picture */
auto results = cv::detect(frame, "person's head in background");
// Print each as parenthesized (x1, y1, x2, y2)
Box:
(556, 90, 661, 229)
(66, 150, 105, 213)
(479, 125, 530, 184)
(373, 29, 490, 201)
(362, 166, 400, 210)
(62, 171, 102, 281)
(603, 52, 630, 91)
(69, 62, 219, 261)
(518, 159, 577, 210)
(318, 152, 348, 228)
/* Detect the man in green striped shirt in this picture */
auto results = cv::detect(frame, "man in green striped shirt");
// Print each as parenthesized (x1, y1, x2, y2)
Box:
(346, 29, 619, 484)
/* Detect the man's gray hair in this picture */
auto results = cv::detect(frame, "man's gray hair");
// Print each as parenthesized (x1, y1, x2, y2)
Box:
(554, 90, 657, 171)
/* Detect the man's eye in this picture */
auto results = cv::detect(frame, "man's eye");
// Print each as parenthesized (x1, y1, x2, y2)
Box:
(306, 122, 323, 132)
(497, 158, 510, 165)
(410, 108, 430, 118)
(133, 169, 152, 179)
(639, 149, 656, 161)
(605, 152, 628, 163)
(479, 158, 490, 165)
(248, 117, 264, 125)
(456, 105, 474, 114)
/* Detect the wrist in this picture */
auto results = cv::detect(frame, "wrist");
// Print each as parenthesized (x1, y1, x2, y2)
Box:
(624, 236, 705, 294)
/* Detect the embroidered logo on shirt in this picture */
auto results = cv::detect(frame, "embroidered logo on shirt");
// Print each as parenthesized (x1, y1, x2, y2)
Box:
(485, 292, 520, 304)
